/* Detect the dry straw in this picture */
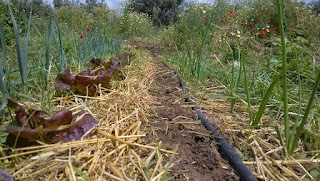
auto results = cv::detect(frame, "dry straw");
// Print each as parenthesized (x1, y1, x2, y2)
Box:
(2, 48, 175, 180)
(190, 84, 318, 180)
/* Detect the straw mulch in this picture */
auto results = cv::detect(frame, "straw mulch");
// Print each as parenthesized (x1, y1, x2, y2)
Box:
(189, 84, 320, 181)
(125, 39, 320, 180)
(1, 49, 175, 180)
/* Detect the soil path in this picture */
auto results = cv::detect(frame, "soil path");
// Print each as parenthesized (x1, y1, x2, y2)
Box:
(136, 42, 240, 180)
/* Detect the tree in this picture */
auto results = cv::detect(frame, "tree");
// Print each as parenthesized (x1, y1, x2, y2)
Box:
(130, 0, 184, 26)
(19, 0, 52, 17)
(309, 0, 320, 14)
(85, 0, 97, 11)
(53, 0, 73, 9)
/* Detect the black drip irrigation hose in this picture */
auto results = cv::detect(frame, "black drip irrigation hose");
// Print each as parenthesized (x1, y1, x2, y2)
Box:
(151, 46, 257, 181)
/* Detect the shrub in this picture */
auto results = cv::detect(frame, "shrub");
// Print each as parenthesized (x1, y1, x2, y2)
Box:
(54, 6, 94, 31)
(119, 11, 154, 38)
(130, 0, 184, 26)
(309, 0, 320, 14)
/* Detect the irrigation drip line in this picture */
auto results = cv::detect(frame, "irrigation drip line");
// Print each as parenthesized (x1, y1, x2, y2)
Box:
(151, 46, 257, 181)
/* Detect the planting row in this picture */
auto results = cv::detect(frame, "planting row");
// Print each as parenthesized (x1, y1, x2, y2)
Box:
(3, 52, 135, 147)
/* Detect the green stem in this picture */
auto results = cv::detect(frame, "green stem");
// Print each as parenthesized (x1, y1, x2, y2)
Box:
(242, 52, 254, 123)
(197, 18, 212, 82)
(252, 59, 298, 126)
(289, 70, 320, 155)
(276, 0, 289, 151)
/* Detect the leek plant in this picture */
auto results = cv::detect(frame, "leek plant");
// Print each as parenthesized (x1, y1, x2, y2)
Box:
(230, 48, 240, 111)
(34, 13, 54, 90)
(8, 3, 32, 93)
(43, 14, 53, 90)
(53, 18, 67, 72)
(78, 19, 123, 67)
(0, 19, 7, 111)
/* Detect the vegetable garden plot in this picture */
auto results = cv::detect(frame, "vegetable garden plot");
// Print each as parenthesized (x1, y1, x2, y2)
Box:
(129, 39, 320, 180)
(0, 50, 174, 180)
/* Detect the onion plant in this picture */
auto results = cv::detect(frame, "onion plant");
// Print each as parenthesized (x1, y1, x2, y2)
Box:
(275, 0, 290, 152)
(251, 0, 320, 155)
(289, 70, 320, 154)
(241, 52, 254, 123)
(197, 17, 212, 82)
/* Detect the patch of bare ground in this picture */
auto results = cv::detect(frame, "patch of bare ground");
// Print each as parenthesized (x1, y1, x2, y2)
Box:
(144, 54, 239, 180)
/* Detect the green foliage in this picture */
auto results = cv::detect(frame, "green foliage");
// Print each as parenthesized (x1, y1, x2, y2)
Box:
(92, 6, 114, 27)
(0, 19, 7, 87)
(42, 14, 53, 90)
(77, 21, 123, 65)
(54, 6, 94, 31)
(8, 3, 33, 92)
(0, 18, 8, 108)
(53, 0, 72, 9)
(0, 1, 123, 104)
(309, 0, 320, 14)
(21, 0, 52, 17)
(119, 11, 154, 38)
(310, 169, 320, 180)
(160, 3, 217, 52)
(160, 0, 320, 154)
(0, 1, 29, 44)
(72, 165, 92, 181)
(130, 0, 184, 26)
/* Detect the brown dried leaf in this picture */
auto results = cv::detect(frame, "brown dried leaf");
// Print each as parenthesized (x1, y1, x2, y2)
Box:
(72, 110, 86, 121)
(90, 57, 104, 66)
(102, 61, 113, 71)
(55, 68, 111, 96)
(7, 99, 28, 127)
(71, 72, 111, 96)
(6, 125, 42, 142)
(29, 110, 49, 128)
(45, 109, 72, 128)
(52, 113, 98, 142)
(54, 69, 75, 90)
(78, 69, 95, 76)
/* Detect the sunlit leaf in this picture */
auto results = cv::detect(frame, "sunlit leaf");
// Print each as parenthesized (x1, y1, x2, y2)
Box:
(45, 109, 72, 127)
(53, 113, 98, 142)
